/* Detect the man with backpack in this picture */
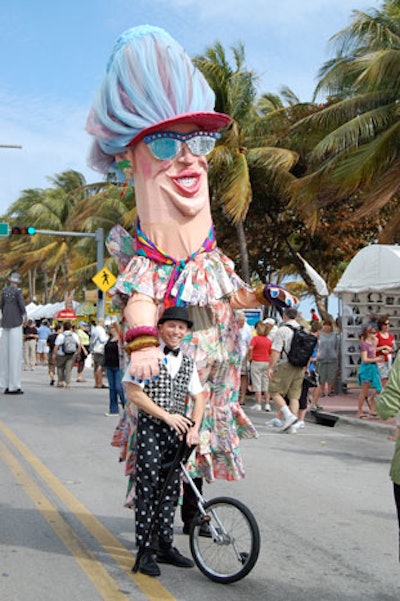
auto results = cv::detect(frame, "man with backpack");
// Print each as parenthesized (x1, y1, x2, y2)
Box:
(52, 321, 81, 389)
(268, 308, 316, 433)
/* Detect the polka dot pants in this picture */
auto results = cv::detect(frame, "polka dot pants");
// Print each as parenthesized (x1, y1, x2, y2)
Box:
(135, 414, 180, 550)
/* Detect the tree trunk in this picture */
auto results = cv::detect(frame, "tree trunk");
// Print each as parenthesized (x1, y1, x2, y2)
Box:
(236, 220, 250, 284)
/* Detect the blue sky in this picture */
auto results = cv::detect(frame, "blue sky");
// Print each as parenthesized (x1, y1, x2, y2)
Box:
(2, 0, 376, 317)
(0, 0, 377, 218)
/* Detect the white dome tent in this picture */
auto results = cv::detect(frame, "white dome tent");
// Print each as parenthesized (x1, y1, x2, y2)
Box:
(334, 244, 400, 389)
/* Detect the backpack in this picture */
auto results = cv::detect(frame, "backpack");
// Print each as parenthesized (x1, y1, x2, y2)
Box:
(281, 324, 317, 368)
(62, 332, 78, 355)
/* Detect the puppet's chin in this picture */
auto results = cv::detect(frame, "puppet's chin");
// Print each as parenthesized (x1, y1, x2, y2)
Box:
(160, 185, 210, 218)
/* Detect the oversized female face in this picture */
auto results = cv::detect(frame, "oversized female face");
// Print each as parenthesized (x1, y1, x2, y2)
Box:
(127, 124, 213, 220)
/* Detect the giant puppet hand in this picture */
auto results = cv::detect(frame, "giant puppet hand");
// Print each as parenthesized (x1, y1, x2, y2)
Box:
(255, 283, 298, 309)
(128, 346, 164, 381)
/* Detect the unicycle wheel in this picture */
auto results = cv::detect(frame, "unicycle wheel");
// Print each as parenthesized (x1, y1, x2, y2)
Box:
(189, 496, 260, 584)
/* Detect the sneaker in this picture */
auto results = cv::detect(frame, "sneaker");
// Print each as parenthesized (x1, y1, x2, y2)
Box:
(297, 420, 305, 429)
(265, 417, 283, 428)
(104, 412, 119, 417)
(137, 550, 161, 577)
(288, 422, 302, 434)
(156, 546, 194, 568)
(264, 403, 271, 412)
(280, 414, 298, 432)
(251, 404, 262, 411)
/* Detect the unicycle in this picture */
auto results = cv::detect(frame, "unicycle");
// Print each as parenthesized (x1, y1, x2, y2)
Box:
(181, 460, 260, 584)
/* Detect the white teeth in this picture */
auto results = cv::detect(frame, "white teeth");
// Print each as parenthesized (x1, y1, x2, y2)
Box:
(178, 177, 195, 187)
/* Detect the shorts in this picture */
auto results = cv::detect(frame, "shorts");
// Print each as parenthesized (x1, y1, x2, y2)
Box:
(378, 361, 391, 380)
(240, 357, 249, 376)
(269, 361, 304, 401)
(37, 339, 48, 354)
(250, 361, 269, 392)
(93, 352, 104, 371)
(317, 362, 338, 385)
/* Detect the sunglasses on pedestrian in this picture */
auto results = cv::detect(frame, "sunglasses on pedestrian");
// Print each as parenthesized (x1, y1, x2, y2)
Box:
(142, 130, 221, 160)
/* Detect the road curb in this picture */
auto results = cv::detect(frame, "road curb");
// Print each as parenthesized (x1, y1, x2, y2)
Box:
(307, 412, 396, 436)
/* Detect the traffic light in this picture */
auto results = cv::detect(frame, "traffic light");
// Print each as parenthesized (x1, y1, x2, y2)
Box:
(11, 226, 36, 235)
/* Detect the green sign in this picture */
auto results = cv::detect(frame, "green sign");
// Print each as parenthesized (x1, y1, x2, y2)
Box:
(0, 222, 9, 236)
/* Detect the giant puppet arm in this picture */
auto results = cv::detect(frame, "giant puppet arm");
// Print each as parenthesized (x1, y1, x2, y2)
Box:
(123, 292, 163, 380)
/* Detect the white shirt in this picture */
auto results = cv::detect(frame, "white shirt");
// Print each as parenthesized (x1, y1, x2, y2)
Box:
(238, 323, 253, 359)
(54, 331, 80, 356)
(123, 340, 203, 396)
(272, 319, 300, 363)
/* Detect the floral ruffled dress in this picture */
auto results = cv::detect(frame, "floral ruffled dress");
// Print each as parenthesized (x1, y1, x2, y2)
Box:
(108, 226, 258, 506)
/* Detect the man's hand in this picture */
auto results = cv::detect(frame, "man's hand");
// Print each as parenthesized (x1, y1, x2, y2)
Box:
(129, 346, 163, 381)
(164, 413, 195, 436)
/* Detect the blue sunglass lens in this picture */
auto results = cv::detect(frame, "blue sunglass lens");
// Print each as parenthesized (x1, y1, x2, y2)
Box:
(148, 138, 181, 160)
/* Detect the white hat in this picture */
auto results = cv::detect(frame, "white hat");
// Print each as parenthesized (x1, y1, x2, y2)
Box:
(263, 317, 276, 326)
(9, 272, 21, 283)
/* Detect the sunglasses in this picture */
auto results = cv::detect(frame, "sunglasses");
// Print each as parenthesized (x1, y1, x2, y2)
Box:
(143, 130, 221, 160)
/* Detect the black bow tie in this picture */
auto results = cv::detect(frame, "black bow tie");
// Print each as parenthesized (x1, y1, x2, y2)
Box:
(163, 345, 180, 357)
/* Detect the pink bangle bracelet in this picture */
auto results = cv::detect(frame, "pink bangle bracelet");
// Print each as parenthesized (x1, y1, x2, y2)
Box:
(125, 325, 158, 342)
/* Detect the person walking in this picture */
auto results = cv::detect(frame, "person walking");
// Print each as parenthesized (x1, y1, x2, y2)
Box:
(90, 318, 108, 388)
(314, 320, 340, 399)
(23, 318, 38, 371)
(104, 322, 126, 416)
(376, 315, 396, 387)
(0, 272, 27, 394)
(122, 306, 205, 577)
(53, 321, 81, 389)
(47, 323, 62, 386)
(76, 321, 90, 382)
(357, 324, 383, 418)
(376, 354, 400, 561)
(36, 319, 51, 366)
(248, 321, 272, 411)
(267, 307, 304, 432)
(236, 311, 253, 406)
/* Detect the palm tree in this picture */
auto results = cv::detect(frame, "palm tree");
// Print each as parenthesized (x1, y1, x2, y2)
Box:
(289, 0, 400, 238)
(0, 170, 134, 302)
(194, 43, 298, 282)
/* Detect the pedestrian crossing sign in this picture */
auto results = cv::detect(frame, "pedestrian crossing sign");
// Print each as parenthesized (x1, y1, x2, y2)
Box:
(92, 267, 117, 292)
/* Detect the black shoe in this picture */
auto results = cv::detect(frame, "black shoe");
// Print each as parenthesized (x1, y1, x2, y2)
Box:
(50, 379, 55, 386)
(4, 388, 10, 394)
(7, 389, 24, 395)
(183, 522, 211, 537)
(156, 546, 194, 568)
(137, 551, 161, 577)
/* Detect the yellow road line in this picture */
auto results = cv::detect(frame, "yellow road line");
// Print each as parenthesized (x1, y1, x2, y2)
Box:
(0, 439, 128, 601)
(0, 421, 177, 601)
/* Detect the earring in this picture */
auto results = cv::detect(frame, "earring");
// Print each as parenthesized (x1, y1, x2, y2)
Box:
(116, 159, 134, 198)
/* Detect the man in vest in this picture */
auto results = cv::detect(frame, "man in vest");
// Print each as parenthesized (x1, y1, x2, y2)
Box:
(122, 306, 205, 577)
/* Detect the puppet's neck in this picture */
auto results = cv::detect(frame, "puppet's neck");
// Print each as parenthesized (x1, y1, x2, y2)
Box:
(138, 212, 215, 260)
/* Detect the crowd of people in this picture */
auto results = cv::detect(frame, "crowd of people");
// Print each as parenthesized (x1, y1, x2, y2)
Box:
(0, 281, 126, 417)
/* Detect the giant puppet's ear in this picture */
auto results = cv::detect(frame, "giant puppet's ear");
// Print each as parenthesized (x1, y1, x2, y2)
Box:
(115, 150, 135, 182)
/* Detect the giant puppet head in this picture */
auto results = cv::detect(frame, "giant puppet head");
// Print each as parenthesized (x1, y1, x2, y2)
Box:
(87, 25, 231, 251)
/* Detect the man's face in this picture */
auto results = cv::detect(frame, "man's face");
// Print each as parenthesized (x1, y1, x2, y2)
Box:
(127, 124, 210, 220)
(158, 319, 189, 349)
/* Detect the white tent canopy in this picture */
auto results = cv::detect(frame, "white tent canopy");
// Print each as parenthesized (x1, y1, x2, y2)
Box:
(27, 301, 82, 320)
(334, 245, 400, 294)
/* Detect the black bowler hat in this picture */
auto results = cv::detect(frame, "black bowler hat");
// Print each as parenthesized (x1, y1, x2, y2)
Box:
(157, 306, 193, 328)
